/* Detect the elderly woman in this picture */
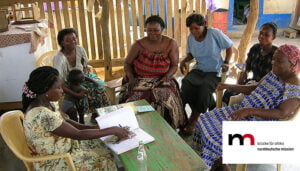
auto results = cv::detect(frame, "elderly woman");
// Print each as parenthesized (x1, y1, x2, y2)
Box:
(180, 13, 233, 134)
(193, 45, 300, 170)
(22, 66, 130, 170)
(223, 22, 278, 104)
(53, 28, 109, 123)
(119, 15, 186, 129)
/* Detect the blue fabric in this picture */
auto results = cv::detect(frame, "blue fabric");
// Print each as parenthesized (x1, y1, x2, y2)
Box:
(186, 28, 233, 72)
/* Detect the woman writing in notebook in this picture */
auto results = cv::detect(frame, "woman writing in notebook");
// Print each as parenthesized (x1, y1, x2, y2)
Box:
(22, 66, 131, 170)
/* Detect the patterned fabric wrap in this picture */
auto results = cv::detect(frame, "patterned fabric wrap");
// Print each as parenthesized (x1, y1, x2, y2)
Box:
(119, 77, 186, 129)
(133, 41, 171, 78)
(193, 72, 300, 168)
(278, 44, 300, 75)
(23, 104, 117, 171)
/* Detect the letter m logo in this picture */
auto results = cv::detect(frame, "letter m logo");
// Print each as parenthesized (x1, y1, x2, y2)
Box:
(228, 134, 255, 145)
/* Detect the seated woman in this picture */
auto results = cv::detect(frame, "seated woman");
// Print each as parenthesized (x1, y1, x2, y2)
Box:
(22, 66, 131, 170)
(53, 28, 109, 123)
(223, 22, 278, 104)
(180, 13, 233, 134)
(119, 15, 186, 129)
(193, 45, 300, 170)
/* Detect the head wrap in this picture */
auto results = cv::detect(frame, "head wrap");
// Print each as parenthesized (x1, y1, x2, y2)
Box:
(278, 44, 300, 75)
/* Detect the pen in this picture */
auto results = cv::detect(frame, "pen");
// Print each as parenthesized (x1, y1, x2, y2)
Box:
(118, 124, 122, 128)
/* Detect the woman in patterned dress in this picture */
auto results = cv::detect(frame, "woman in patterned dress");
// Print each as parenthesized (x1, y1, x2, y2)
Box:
(22, 66, 131, 170)
(119, 15, 186, 129)
(193, 44, 300, 170)
(53, 28, 109, 124)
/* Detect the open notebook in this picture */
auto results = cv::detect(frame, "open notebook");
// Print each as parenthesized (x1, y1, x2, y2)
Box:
(96, 106, 155, 155)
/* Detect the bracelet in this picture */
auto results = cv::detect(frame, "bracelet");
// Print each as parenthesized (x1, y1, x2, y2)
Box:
(223, 61, 229, 64)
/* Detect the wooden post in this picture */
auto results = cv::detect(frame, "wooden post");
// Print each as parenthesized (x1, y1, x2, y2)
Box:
(100, 0, 112, 81)
(237, 0, 259, 64)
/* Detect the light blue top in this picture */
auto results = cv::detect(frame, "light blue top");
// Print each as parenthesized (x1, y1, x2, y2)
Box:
(186, 28, 233, 72)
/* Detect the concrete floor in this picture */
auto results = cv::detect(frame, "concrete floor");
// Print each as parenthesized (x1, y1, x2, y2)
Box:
(0, 31, 299, 171)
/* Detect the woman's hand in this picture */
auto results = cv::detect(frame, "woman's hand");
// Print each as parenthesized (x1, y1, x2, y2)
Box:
(128, 77, 136, 92)
(216, 83, 228, 91)
(221, 63, 229, 72)
(180, 60, 187, 74)
(230, 108, 250, 121)
(111, 126, 131, 139)
(77, 90, 87, 99)
(161, 76, 171, 86)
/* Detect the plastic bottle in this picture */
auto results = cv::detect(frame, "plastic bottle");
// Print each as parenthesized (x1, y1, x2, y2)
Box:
(137, 141, 147, 171)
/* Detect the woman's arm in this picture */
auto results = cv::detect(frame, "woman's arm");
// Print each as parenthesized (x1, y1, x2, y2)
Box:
(62, 84, 86, 99)
(237, 71, 248, 84)
(179, 53, 194, 74)
(217, 83, 257, 95)
(52, 121, 130, 140)
(221, 46, 233, 72)
(162, 39, 179, 81)
(65, 118, 99, 130)
(231, 99, 300, 120)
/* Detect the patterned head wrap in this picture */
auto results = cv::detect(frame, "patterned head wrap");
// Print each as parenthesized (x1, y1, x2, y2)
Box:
(278, 44, 300, 75)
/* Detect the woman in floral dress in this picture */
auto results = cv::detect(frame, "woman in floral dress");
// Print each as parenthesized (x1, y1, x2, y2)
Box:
(22, 66, 131, 170)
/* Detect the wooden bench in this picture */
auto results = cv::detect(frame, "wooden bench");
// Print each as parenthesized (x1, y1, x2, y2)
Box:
(283, 28, 297, 39)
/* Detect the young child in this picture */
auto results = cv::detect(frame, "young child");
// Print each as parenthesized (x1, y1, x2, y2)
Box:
(62, 69, 88, 123)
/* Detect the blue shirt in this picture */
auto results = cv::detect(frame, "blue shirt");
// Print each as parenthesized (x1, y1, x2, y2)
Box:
(186, 28, 233, 72)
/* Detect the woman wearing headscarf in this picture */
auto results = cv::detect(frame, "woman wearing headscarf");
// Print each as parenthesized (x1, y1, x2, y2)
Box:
(193, 44, 300, 170)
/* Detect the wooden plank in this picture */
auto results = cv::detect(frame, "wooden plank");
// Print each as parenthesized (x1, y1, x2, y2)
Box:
(119, 100, 207, 171)
(78, 0, 88, 54)
(46, 0, 57, 49)
(100, 0, 113, 81)
(158, 0, 165, 34)
(189, 0, 193, 14)
(38, 0, 45, 18)
(201, 0, 206, 15)
(123, 0, 132, 53)
(94, 0, 104, 60)
(62, 0, 70, 27)
(237, 0, 259, 64)
(116, 0, 125, 58)
(181, 0, 187, 54)
(131, 0, 138, 41)
(153, 0, 157, 15)
(70, 0, 78, 31)
(0, 102, 22, 110)
(173, 0, 179, 45)
(54, 0, 62, 30)
(195, 0, 200, 13)
(108, 0, 118, 58)
(166, 0, 172, 37)
(87, 4, 96, 59)
(137, 0, 144, 38)
(145, 0, 150, 19)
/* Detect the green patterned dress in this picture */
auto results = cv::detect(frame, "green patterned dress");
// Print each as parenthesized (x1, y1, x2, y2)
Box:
(23, 105, 117, 171)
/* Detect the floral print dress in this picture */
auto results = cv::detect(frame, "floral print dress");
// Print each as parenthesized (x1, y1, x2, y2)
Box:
(23, 105, 117, 171)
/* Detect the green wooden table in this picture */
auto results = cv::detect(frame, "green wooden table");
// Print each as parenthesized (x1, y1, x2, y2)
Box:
(110, 100, 207, 171)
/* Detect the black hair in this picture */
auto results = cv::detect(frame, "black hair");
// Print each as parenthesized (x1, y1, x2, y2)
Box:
(186, 13, 206, 27)
(260, 22, 277, 36)
(145, 15, 165, 29)
(57, 28, 78, 50)
(22, 66, 59, 112)
(68, 69, 84, 84)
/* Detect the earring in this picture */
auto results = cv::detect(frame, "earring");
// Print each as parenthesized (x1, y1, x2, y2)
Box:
(45, 94, 49, 97)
